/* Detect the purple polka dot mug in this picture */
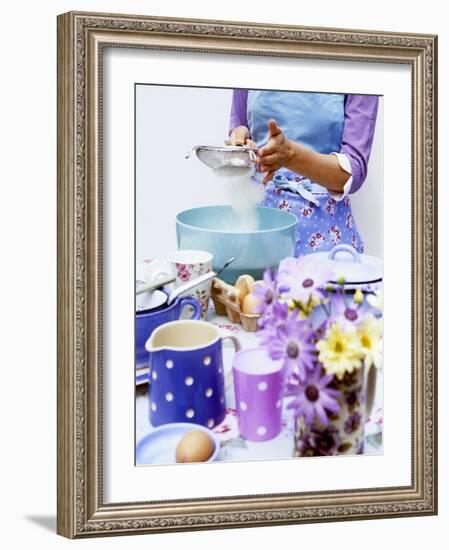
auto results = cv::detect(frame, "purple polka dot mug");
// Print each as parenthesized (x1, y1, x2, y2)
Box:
(232, 348, 285, 441)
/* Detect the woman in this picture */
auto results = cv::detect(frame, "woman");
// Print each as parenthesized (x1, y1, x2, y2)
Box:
(228, 90, 379, 255)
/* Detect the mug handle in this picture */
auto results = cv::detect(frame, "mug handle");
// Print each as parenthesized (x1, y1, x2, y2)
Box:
(364, 364, 378, 418)
(153, 270, 171, 281)
(178, 296, 202, 319)
(143, 260, 174, 288)
(221, 334, 242, 353)
(220, 332, 242, 390)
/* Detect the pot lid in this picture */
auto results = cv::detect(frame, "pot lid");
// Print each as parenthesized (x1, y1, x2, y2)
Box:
(311, 244, 382, 285)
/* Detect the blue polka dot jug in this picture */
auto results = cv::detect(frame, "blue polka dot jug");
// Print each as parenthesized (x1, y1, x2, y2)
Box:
(145, 320, 241, 428)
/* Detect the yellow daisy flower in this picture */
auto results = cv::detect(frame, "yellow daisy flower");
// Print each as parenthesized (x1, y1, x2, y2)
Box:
(357, 314, 383, 369)
(316, 322, 363, 380)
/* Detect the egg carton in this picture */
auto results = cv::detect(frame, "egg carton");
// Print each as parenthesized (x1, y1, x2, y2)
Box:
(211, 278, 260, 332)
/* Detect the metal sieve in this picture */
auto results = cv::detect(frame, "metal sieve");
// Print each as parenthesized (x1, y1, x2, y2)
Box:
(186, 145, 257, 177)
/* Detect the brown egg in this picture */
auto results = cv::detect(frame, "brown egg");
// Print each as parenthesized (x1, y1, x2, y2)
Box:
(241, 292, 261, 315)
(234, 274, 256, 306)
(175, 430, 215, 463)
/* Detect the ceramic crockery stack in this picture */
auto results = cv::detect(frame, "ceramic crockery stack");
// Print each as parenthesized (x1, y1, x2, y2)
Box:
(145, 250, 213, 318)
(145, 320, 241, 428)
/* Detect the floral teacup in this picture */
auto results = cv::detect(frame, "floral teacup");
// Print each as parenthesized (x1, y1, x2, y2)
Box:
(146, 250, 213, 319)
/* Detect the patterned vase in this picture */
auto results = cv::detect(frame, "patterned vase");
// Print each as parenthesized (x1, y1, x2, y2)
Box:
(294, 365, 377, 457)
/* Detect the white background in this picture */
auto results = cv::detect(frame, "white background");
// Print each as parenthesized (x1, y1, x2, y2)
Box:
(136, 86, 383, 260)
(0, 0, 446, 548)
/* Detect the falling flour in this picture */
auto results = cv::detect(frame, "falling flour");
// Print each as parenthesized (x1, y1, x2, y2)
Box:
(219, 174, 265, 232)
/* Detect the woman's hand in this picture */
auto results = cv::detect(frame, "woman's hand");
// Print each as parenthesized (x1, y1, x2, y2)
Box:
(258, 119, 350, 193)
(227, 126, 257, 148)
(257, 119, 295, 184)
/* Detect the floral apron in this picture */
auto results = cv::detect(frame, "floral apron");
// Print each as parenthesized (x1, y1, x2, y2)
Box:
(247, 90, 364, 256)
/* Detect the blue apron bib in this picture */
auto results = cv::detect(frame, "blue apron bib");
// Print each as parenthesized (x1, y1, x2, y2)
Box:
(247, 90, 345, 153)
(246, 90, 364, 255)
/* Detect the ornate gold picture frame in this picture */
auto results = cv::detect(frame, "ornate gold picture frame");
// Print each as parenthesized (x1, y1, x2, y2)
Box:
(57, 11, 437, 538)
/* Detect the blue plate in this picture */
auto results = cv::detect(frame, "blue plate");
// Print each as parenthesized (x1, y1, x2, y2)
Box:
(136, 423, 220, 465)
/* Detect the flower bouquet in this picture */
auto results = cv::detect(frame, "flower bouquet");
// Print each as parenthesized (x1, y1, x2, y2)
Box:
(253, 255, 383, 457)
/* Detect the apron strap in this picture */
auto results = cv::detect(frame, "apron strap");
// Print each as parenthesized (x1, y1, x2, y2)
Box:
(272, 170, 321, 206)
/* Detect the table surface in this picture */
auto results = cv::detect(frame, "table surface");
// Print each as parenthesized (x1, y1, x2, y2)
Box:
(136, 306, 383, 464)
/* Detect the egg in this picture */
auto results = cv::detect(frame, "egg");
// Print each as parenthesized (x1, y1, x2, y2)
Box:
(241, 292, 261, 315)
(175, 430, 215, 463)
(234, 274, 256, 306)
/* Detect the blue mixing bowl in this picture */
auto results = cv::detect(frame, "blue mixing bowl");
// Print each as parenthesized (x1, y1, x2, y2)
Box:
(176, 205, 297, 282)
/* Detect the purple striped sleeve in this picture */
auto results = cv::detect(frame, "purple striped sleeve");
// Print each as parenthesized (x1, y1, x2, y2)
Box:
(229, 89, 249, 134)
(341, 95, 379, 194)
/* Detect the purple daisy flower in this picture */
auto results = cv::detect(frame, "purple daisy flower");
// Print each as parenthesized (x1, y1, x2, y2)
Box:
(262, 314, 317, 382)
(287, 365, 341, 426)
(252, 269, 278, 315)
(326, 290, 362, 327)
(277, 255, 333, 304)
(257, 301, 289, 338)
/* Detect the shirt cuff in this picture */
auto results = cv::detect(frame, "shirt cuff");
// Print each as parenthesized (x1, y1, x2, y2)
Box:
(328, 152, 353, 201)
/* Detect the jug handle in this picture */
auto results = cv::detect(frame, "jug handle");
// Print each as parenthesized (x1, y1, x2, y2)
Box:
(221, 333, 242, 353)
(220, 332, 242, 390)
(364, 363, 378, 418)
(179, 297, 202, 319)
